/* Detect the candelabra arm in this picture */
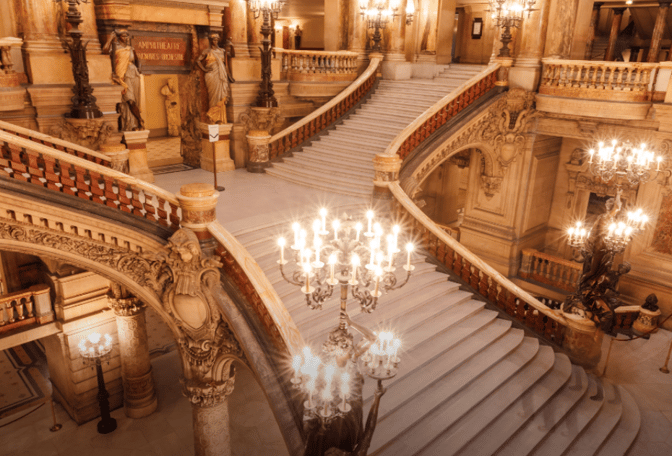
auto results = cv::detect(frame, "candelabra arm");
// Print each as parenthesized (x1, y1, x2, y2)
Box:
(279, 262, 304, 287)
(343, 311, 377, 342)
(384, 268, 412, 292)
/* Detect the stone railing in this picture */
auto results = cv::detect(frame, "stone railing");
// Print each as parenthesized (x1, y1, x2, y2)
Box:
(0, 119, 121, 169)
(0, 130, 181, 230)
(0, 284, 52, 334)
(268, 56, 381, 159)
(388, 182, 569, 346)
(281, 49, 359, 82)
(539, 59, 659, 102)
(383, 64, 500, 162)
(519, 248, 581, 293)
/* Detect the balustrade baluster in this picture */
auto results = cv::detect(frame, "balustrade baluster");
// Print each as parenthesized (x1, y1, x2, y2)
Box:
(505, 291, 516, 315)
(461, 258, 471, 282)
(0, 302, 8, 325)
(469, 268, 480, 289)
(8, 299, 17, 323)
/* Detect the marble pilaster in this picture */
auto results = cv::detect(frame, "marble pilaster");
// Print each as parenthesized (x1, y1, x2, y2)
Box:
(384, 0, 407, 62)
(510, 0, 551, 91)
(109, 295, 158, 419)
(246, 7, 262, 58)
(228, 0, 250, 58)
(348, 0, 368, 68)
(605, 8, 625, 62)
(544, 0, 580, 59)
(648, 2, 671, 62)
(584, 2, 603, 60)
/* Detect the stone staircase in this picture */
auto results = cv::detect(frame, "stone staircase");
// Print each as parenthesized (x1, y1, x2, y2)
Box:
(265, 65, 487, 198)
(230, 213, 640, 456)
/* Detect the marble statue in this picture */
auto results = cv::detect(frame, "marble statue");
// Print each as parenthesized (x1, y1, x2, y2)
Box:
(196, 33, 235, 124)
(161, 79, 180, 137)
(103, 28, 145, 131)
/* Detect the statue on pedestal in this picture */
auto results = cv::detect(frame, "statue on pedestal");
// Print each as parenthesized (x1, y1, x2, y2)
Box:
(103, 28, 145, 131)
(161, 79, 180, 137)
(196, 33, 235, 124)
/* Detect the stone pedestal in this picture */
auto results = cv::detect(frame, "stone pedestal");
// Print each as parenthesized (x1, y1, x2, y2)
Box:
(184, 370, 236, 456)
(246, 130, 271, 173)
(123, 130, 154, 183)
(562, 312, 603, 369)
(633, 307, 662, 335)
(495, 58, 513, 88)
(0, 37, 26, 112)
(109, 296, 157, 419)
(99, 141, 130, 173)
(199, 123, 235, 173)
(373, 153, 402, 211)
(176, 183, 219, 236)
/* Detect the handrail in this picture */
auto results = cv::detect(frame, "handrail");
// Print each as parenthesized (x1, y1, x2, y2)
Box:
(279, 49, 358, 58)
(0, 130, 181, 229)
(207, 222, 304, 355)
(382, 64, 500, 161)
(0, 119, 113, 166)
(388, 181, 568, 342)
(268, 56, 381, 159)
(541, 58, 659, 69)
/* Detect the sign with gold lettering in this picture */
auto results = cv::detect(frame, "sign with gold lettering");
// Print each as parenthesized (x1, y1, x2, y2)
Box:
(132, 33, 191, 74)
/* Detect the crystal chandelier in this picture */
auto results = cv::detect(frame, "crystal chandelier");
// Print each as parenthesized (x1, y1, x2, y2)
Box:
(587, 140, 663, 188)
(488, 0, 536, 57)
(278, 208, 414, 434)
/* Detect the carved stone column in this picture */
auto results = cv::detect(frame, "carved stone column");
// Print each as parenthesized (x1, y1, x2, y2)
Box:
(227, 0, 250, 58)
(584, 2, 604, 60)
(348, 0, 368, 69)
(544, 0, 580, 59)
(384, 0, 406, 62)
(108, 295, 158, 419)
(510, 0, 551, 91)
(649, 2, 671, 62)
(184, 364, 236, 456)
(123, 130, 154, 183)
(247, 5, 263, 58)
(605, 8, 625, 62)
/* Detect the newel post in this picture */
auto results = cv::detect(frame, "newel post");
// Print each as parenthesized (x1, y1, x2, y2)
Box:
(562, 313, 603, 369)
(372, 153, 402, 211)
(176, 183, 220, 255)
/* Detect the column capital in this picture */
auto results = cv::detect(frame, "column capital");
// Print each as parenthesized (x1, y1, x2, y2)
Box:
(108, 295, 144, 317)
(593, 2, 604, 8)
(183, 376, 236, 408)
(612, 7, 626, 15)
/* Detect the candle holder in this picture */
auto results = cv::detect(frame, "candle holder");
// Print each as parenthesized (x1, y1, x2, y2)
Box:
(79, 332, 116, 434)
(280, 208, 415, 453)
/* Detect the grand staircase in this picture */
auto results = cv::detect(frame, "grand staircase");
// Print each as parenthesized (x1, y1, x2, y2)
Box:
(266, 64, 487, 198)
(230, 212, 640, 456)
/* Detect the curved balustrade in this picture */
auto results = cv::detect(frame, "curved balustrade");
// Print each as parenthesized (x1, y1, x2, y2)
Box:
(0, 119, 115, 168)
(388, 182, 568, 346)
(281, 49, 359, 81)
(540, 59, 658, 102)
(383, 64, 500, 162)
(0, 130, 181, 230)
(519, 248, 581, 293)
(268, 56, 381, 159)
(0, 284, 51, 334)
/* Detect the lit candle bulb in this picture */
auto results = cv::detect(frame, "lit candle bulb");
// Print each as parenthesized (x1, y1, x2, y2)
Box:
(320, 208, 327, 232)
(369, 239, 377, 268)
(339, 372, 350, 411)
(292, 354, 302, 382)
(306, 377, 316, 409)
(658, 156, 662, 171)
(355, 222, 362, 242)
(405, 243, 414, 270)
(278, 237, 286, 264)
(292, 222, 300, 248)
(303, 262, 312, 293)
(373, 266, 382, 296)
(588, 149, 594, 164)
(351, 254, 360, 284)
(392, 225, 400, 252)
(568, 227, 575, 242)
(366, 210, 374, 235)
(641, 214, 648, 229)
(313, 219, 321, 238)
(314, 237, 322, 265)
(333, 219, 340, 240)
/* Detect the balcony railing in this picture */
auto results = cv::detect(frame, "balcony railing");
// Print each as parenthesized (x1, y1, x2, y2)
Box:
(281, 49, 359, 82)
(519, 248, 581, 293)
(0, 130, 181, 230)
(0, 284, 53, 334)
(539, 59, 658, 102)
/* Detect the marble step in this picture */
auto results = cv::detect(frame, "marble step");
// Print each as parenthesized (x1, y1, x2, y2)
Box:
(300, 147, 377, 166)
(334, 124, 400, 139)
(563, 379, 623, 456)
(316, 135, 387, 152)
(280, 155, 374, 180)
(419, 345, 558, 456)
(494, 366, 590, 456)
(265, 167, 372, 198)
(527, 375, 604, 456)
(593, 385, 640, 456)
(325, 129, 397, 145)
(364, 317, 516, 412)
(453, 353, 574, 456)
(307, 139, 383, 156)
(292, 149, 376, 171)
(372, 334, 539, 456)
(355, 101, 429, 116)
(347, 111, 417, 128)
